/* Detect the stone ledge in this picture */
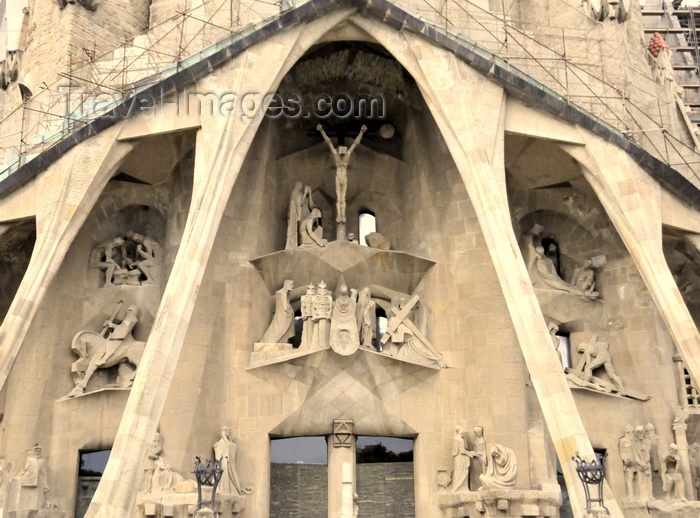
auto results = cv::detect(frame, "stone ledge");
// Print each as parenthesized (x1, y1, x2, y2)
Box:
(438, 488, 562, 517)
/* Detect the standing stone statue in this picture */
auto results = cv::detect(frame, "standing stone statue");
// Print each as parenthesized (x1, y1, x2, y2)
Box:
(620, 425, 636, 497)
(317, 124, 367, 224)
(312, 281, 333, 349)
(689, 442, 700, 499)
(285, 182, 314, 250)
(634, 425, 653, 499)
(479, 444, 518, 490)
(661, 444, 687, 501)
(300, 284, 315, 350)
(329, 285, 359, 356)
(548, 322, 564, 368)
(213, 426, 242, 496)
(0, 458, 12, 509)
(450, 426, 474, 492)
(470, 426, 488, 490)
(258, 280, 295, 344)
(356, 287, 376, 349)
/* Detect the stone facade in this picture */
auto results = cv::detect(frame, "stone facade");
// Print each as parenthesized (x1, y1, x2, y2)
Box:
(0, 0, 700, 517)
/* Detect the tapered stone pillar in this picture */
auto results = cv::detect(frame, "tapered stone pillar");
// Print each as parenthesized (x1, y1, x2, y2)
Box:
(328, 420, 356, 518)
(0, 128, 131, 391)
(347, 17, 622, 516)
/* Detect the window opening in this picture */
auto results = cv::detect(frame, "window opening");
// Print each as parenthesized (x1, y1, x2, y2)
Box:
(270, 437, 328, 518)
(359, 211, 376, 247)
(75, 449, 110, 518)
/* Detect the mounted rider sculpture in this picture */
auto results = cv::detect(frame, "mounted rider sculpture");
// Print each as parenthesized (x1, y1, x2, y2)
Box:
(67, 301, 146, 397)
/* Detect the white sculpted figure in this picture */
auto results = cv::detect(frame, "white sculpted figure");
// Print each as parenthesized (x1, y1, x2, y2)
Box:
(329, 285, 359, 355)
(381, 295, 446, 368)
(141, 430, 163, 493)
(661, 443, 687, 501)
(479, 444, 517, 490)
(619, 425, 636, 497)
(450, 426, 474, 492)
(300, 284, 315, 350)
(356, 287, 376, 349)
(285, 182, 314, 250)
(317, 124, 367, 223)
(126, 231, 160, 285)
(214, 426, 242, 496)
(470, 426, 488, 490)
(312, 281, 333, 349)
(534, 245, 599, 301)
(634, 425, 653, 499)
(299, 208, 327, 248)
(571, 259, 596, 295)
(15, 445, 47, 490)
(94, 237, 126, 287)
(259, 280, 295, 344)
(68, 302, 146, 397)
(567, 335, 625, 394)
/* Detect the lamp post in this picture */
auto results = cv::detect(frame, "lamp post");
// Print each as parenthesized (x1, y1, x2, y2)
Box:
(194, 456, 223, 513)
(573, 452, 610, 516)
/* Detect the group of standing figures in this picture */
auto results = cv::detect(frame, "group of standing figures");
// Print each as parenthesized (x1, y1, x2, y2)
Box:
(258, 280, 446, 367)
(450, 426, 517, 492)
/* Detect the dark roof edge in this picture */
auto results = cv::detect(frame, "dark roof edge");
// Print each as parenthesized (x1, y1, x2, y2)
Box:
(1, 0, 699, 209)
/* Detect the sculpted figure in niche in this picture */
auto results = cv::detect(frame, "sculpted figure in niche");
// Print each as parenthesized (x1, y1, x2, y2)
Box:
(299, 208, 327, 248)
(479, 444, 517, 490)
(634, 425, 653, 499)
(258, 280, 295, 344)
(141, 429, 164, 493)
(566, 335, 625, 394)
(690, 443, 700, 499)
(95, 237, 126, 287)
(15, 445, 47, 490)
(329, 285, 359, 356)
(312, 281, 333, 349)
(470, 426, 488, 490)
(285, 182, 314, 250)
(382, 295, 446, 368)
(523, 228, 599, 301)
(68, 302, 146, 397)
(213, 426, 243, 496)
(661, 444, 687, 501)
(300, 284, 315, 350)
(450, 426, 474, 492)
(620, 425, 637, 497)
(548, 322, 564, 368)
(317, 124, 367, 224)
(126, 231, 158, 284)
(645, 423, 661, 477)
(356, 287, 376, 349)
(571, 259, 596, 295)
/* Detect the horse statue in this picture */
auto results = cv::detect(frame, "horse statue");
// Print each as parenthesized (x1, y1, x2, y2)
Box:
(68, 302, 146, 398)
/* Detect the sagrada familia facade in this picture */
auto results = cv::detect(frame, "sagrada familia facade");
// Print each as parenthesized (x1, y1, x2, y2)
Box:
(1, 0, 700, 516)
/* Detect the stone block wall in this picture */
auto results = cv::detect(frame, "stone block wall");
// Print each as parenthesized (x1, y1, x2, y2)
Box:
(270, 462, 414, 518)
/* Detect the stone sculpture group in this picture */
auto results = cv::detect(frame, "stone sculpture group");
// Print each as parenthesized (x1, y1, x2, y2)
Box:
(447, 425, 517, 492)
(257, 279, 445, 368)
(92, 231, 161, 287)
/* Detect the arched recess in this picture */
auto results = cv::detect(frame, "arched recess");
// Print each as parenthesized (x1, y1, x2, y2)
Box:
(86, 12, 613, 517)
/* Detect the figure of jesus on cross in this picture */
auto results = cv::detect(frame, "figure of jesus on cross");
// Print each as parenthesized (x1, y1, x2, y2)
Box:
(317, 124, 368, 223)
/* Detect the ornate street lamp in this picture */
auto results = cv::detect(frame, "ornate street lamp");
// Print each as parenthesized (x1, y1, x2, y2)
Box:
(573, 452, 610, 515)
(194, 456, 223, 513)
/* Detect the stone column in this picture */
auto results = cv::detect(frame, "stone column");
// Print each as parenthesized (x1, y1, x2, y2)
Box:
(0, 128, 131, 392)
(347, 18, 622, 517)
(563, 142, 700, 398)
(84, 12, 355, 517)
(672, 419, 695, 500)
(328, 424, 355, 518)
